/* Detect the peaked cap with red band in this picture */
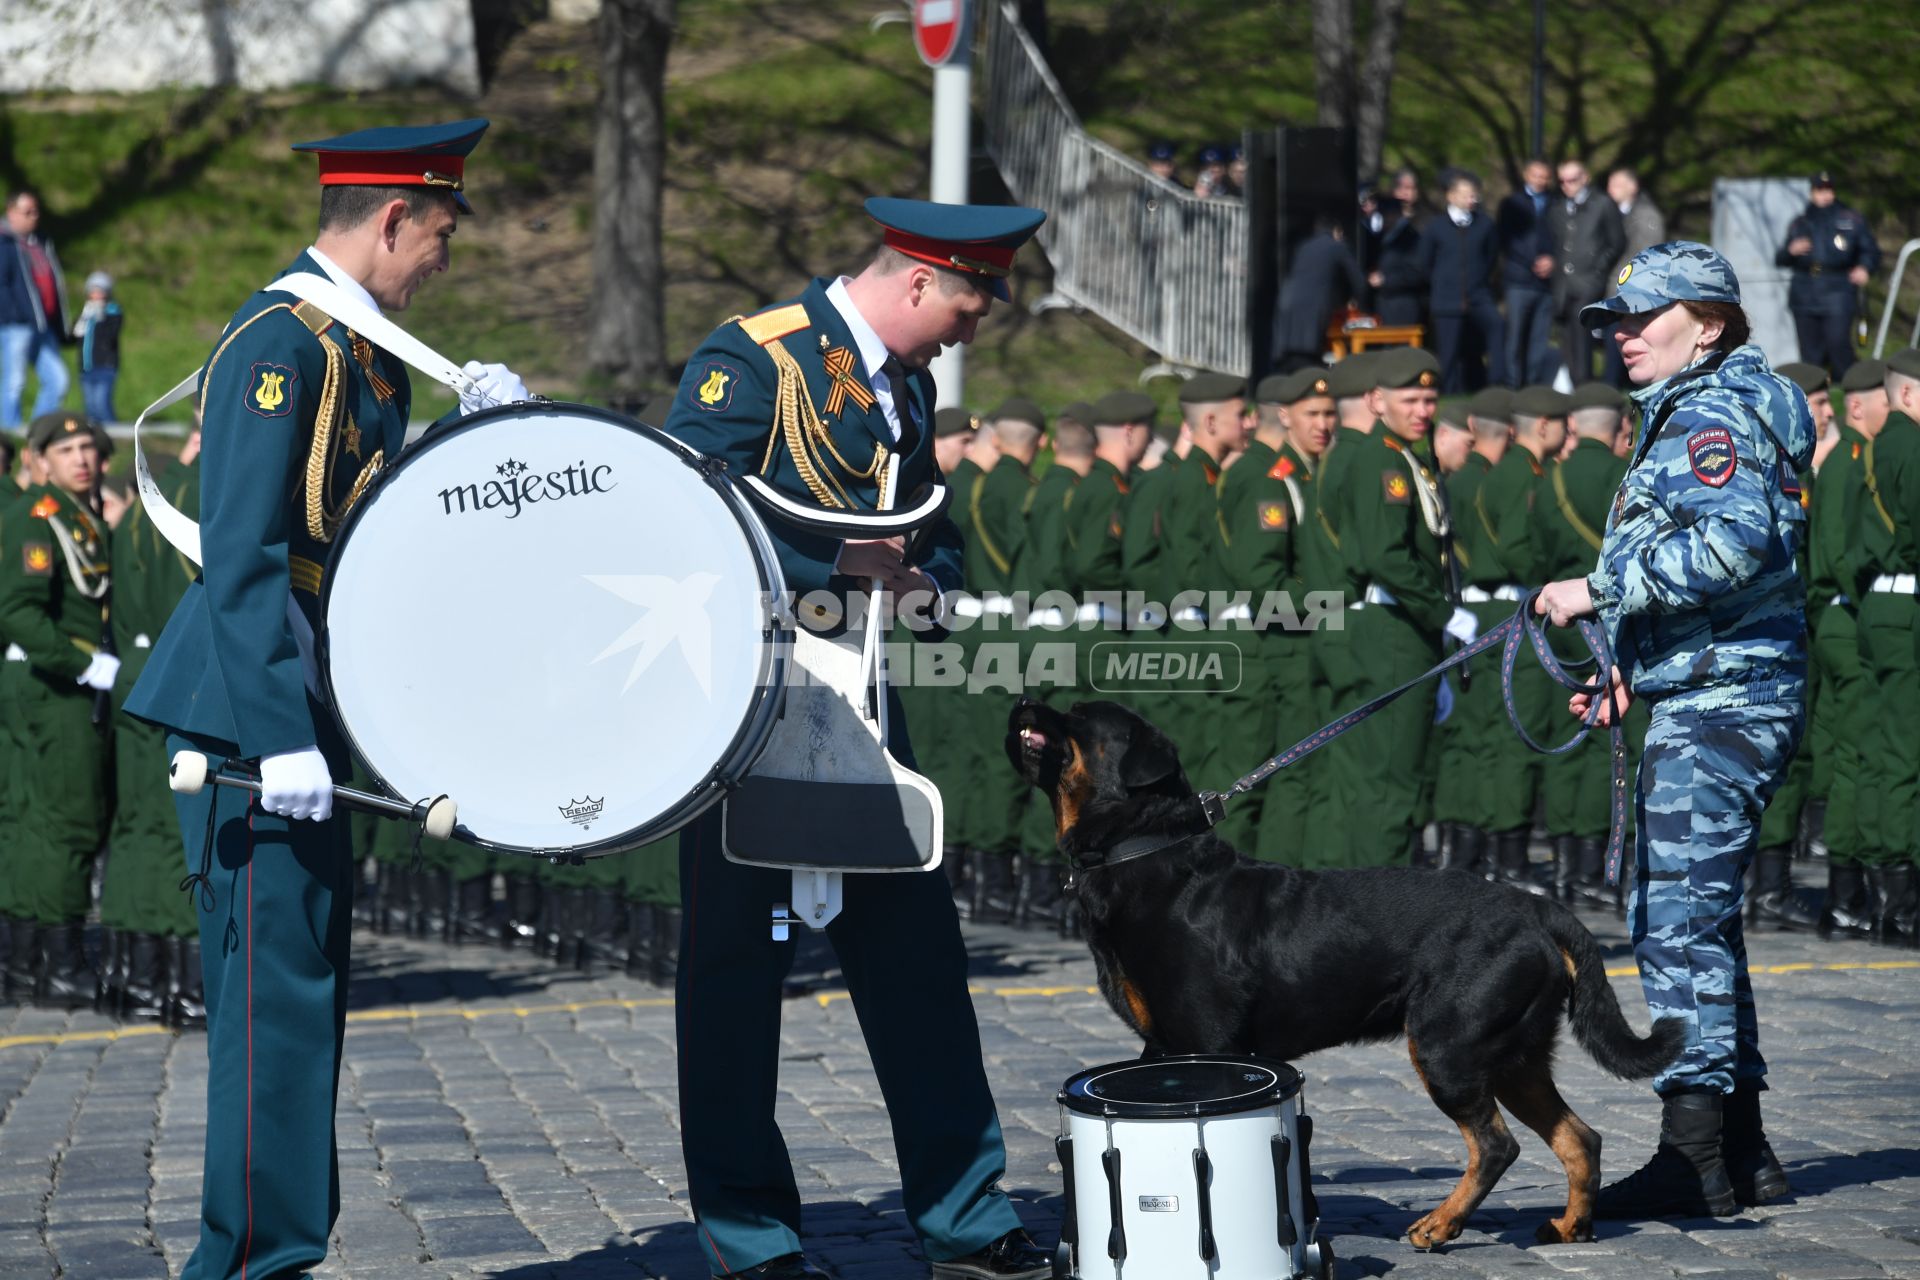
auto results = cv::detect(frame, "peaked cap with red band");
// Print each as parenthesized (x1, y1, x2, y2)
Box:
(865, 196, 1046, 302)
(293, 117, 490, 214)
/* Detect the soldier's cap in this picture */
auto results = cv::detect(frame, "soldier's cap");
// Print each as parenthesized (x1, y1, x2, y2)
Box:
(1199, 145, 1226, 166)
(1580, 241, 1740, 330)
(27, 412, 96, 452)
(1178, 372, 1246, 405)
(1267, 368, 1333, 405)
(1057, 400, 1095, 425)
(1772, 362, 1830, 397)
(292, 118, 490, 214)
(1567, 382, 1629, 412)
(1465, 386, 1512, 423)
(1886, 348, 1920, 381)
(988, 396, 1046, 429)
(1840, 359, 1887, 394)
(1435, 411, 1471, 434)
(1148, 140, 1176, 163)
(1811, 170, 1835, 190)
(1089, 389, 1157, 428)
(933, 406, 977, 438)
(1511, 386, 1573, 419)
(865, 197, 1046, 303)
(1373, 346, 1441, 391)
(1324, 351, 1379, 400)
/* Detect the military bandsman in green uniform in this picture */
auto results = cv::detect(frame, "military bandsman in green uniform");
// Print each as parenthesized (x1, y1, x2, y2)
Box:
(0, 411, 116, 1007)
(122, 120, 527, 1280)
(659, 197, 1053, 1280)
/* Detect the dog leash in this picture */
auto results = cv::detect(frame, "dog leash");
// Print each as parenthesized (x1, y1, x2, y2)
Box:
(1195, 590, 1633, 885)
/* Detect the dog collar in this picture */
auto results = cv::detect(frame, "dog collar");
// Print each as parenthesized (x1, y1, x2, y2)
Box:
(1066, 829, 1194, 890)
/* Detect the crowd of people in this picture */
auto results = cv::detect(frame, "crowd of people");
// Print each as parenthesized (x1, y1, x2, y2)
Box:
(0, 189, 125, 432)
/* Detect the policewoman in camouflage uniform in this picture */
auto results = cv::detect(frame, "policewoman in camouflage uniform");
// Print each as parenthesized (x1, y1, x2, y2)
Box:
(1537, 243, 1814, 1221)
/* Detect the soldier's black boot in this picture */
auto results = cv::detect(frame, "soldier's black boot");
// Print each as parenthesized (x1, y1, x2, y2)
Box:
(167, 936, 207, 1030)
(578, 892, 623, 974)
(1492, 828, 1551, 897)
(648, 905, 681, 988)
(1570, 836, 1612, 909)
(38, 924, 96, 1010)
(3, 917, 37, 1000)
(1421, 823, 1450, 870)
(1722, 1080, 1789, 1206)
(1024, 859, 1063, 931)
(352, 861, 378, 930)
(416, 868, 451, 942)
(452, 875, 492, 946)
(1009, 854, 1036, 929)
(94, 928, 125, 1016)
(122, 933, 167, 1022)
(1440, 826, 1486, 874)
(623, 901, 653, 979)
(1550, 835, 1578, 902)
(945, 846, 973, 920)
(976, 851, 1017, 925)
(502, 873, 542, 949)
(1594, 1090, 1737, 1219)
(1872, 864, 1917, 947)
(1748, 846, 1819, 931)
(552, 888, 588, 968)
(1817, 862, 1872, 939)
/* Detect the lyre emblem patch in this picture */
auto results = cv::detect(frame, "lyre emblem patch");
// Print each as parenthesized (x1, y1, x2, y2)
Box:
(694, 364, 736, 411)
(246, 362, 297, 418)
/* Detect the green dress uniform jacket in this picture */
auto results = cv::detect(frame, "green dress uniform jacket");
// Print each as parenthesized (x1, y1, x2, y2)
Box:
(0, 483, 111, 923)
(963, 453, 1035, 853)
(1437, 453, 1503, 835)
(122, 250, 414, 1280)
(1476, 446, 1559, 833)
(1014, 462, 1079, 861)
(1806, 428, 1869, 865)
(1122, 452, 1179, 617)
(1847, 412, 1920, 868)
(659, 280, 1022, 1277)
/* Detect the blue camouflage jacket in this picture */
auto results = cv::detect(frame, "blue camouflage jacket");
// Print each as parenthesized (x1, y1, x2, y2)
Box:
(1587, 344, 1814, 713)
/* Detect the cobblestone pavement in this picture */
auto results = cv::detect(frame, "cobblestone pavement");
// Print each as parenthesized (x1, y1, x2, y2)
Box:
(3, 881, 1918, 1280)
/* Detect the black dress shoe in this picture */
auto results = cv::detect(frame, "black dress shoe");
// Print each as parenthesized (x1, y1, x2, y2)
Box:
(930, 1229, 1051, 1279)
(718, 1253, 825, 1279)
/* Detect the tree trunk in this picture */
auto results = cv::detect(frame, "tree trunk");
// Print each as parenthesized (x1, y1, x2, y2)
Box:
(1311, 0, 1355, 130)
(1354, 0, 1407, 183)
(586, 0, 676, 407)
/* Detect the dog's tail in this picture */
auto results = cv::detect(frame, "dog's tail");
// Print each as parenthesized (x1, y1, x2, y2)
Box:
(1545, 903, 1685, 1080)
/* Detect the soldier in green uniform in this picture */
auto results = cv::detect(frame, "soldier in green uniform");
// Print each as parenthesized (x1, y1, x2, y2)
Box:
(1807, 359, 1886, 936)
(1120, 402, 1186, 630)
(659, 197, 1053, 1280)
(1434, 387, 1512, 873)
(98, 428, 205, 1022)
(1217, 369, 1335, 859)
(1534, 383, 1633, 904)
(1846, 348, 1920, 945)
(962, 398, 1042, 921)
(123, 120, 526, 1280)
(1470, 386, 1569, 892)
(0, 411, 115, 1007)
(1062, 391, 1150, 717)
(1319, 348, 1463, 865)
(1155, 373, 1246, 783)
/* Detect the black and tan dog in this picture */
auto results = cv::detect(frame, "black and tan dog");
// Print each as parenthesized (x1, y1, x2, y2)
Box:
(1006, 696, 1681, 1250)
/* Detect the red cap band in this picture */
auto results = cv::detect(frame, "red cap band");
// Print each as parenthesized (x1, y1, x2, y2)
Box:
(315, 152, 465, 190)
(882, 227, 1015, 278)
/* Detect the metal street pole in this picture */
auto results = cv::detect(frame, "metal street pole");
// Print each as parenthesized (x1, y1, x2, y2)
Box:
(1530, 0, 1546, 159)
(928, 36, 972, 406)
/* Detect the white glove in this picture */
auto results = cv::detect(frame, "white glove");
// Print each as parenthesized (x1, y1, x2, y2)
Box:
(1444, 606, 1480, 645)
(259, 746, 334, 822)
(75, 652, 121, 692)
(459, 360, 530, 413)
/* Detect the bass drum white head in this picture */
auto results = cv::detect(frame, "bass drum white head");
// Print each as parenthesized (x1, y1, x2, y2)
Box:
(323, 403, 787, 857)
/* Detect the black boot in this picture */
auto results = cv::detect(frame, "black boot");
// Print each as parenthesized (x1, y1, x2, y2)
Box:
(352, 860, 378, 930)
(3, 917, 37, 1001)
(534, 884, 560, 958)
(1491, 828, 1551, 897)
(1439, 826, 1486, 874)
(1722, 1080, 1789, 1206)
(452, 875, 493, 946)
(945, 846, 972, 920)
(1549, 835, 1578, 903)
(1009, 854, 1036, 929)
(1024, 859, 1064, 930)
(623, 901, 653, 979)
(1594, 1090, 1737, 1219)
(166, 935, 207, 1030)
(122, 933, 168, 1021)
(578, 892, 623, 974)
(1421, 823, 1451, 871)
(417, 868, 452, 942)
(1748, 846, 1819, 931)
(1871, 865, 1917, 947)
(1816, 863, 1870, 939)
(553, 888, 589, 968)
(648, 905, 681, 988)
(974, 850, 1017, 925)
(37, 923, 96, 1010)
(94, 927, 126, 1016)
(503, 873, 542, 949)
(1570, 836, 1613, 910)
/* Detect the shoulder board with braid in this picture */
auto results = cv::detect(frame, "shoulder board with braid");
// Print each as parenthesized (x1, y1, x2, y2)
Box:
(736, 304, 810, 346)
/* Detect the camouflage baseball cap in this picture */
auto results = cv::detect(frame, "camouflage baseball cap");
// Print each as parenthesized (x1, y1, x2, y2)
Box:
(1579, 240, 1742, 330)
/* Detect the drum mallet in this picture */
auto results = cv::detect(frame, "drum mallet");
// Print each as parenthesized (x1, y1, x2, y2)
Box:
(168, 750, 459, 840)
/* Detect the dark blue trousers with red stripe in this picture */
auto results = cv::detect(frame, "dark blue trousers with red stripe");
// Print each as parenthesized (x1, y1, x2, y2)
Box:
(168, 731, 354, 1280)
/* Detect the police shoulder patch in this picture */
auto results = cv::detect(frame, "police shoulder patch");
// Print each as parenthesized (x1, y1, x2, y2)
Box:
(22, 541, 52, 576)
(1382, 468, 1411, 504)
(245, 361, 297, 418)
(690, 361, 738, 413)
(1687, 426, 1737, 487)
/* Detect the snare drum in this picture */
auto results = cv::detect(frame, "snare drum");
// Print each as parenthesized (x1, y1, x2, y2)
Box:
(1056, 1055, 1333, 1280)
(321, 402, 789, 857)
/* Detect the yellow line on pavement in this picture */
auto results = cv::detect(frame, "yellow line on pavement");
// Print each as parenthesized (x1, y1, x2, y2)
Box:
(4, 961, 1913, 1050)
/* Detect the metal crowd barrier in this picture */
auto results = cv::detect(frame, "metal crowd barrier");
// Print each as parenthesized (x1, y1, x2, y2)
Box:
(980, 2, 1248, 375)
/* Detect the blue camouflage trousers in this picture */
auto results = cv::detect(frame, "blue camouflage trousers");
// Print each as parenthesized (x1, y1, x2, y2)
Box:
(1631, 700, 1802, 1096)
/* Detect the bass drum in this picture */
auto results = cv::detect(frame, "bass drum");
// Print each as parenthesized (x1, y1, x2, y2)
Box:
(321, 402, 789, 857)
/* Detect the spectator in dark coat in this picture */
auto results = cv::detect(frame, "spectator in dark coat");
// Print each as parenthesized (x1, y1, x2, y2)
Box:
(1419, 170, 1506, 394)
(0, 190, 71, 431)
(1602, 168, 1666, 387)
(1548, 159, 1626, 384)
(1496, 158, 1558, 387)
(1273, 216, 1366, 372)
(1369, 167, 1431, 326)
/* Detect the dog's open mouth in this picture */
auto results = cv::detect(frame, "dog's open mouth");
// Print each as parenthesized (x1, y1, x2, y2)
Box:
(1018, 725, 1049, 753)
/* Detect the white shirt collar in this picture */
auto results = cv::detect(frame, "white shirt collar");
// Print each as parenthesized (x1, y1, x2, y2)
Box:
(1447, 205, 1473, 227)
(305, 245, 382, 317)
(825, 276, 890, 379)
